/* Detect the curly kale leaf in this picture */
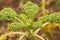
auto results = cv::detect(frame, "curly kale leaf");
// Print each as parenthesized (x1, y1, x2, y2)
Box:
(0, 8, 18, 21)
(3, 1, 40, 31)
(7, 22, 26, 31)
(22, 1, 40, 21)
(38, 12, 60, 28)
(18, 14, 32, 26)
(19, 14, 28, 23)
(32, 22, 40, 30)
(7, 18, 34, 31)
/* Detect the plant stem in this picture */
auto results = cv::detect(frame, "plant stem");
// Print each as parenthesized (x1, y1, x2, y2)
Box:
(7, 32, 24, 35)
(41, 0, 46, 16)
(28, 30, 34, 40)
(0, 32, 24, 40)
(30, 30, 33, 33)
(15, 17, 24, 24)
(19, 32, 28, 40)
(33, 33, 45, 40)
(34, 28, 41, 34)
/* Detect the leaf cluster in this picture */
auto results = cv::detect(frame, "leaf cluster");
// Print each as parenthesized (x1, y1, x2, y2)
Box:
(7, 1, 40, 31)
(38, 12, 60, 28)
(22, 1, 40, 20)
(0, 8, 18, 21)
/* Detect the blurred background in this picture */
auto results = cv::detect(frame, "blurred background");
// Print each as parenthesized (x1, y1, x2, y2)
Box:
(0, 0, 59, 14)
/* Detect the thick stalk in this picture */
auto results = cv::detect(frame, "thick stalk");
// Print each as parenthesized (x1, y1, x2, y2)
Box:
(33, 33, 45, 40)
(19, 32, 28, 40)
(34, 28, 41, 34)
(15, 17, 24, 24)
(29, 30, 34, 40)
(7, 32, 24, 35)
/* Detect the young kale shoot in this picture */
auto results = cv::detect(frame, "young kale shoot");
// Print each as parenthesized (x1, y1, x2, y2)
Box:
(0, 1, 45, 40)
(7, 1, 44, 40)
(7, 1, 40, 31)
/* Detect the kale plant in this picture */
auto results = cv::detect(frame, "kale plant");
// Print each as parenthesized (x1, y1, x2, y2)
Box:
(1, 1, 60, 40)
(0, 1, 44, 40)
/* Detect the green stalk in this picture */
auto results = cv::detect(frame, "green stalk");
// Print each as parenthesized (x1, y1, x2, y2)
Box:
(29, 30, 34, 40)
(15, 17, 24, 24)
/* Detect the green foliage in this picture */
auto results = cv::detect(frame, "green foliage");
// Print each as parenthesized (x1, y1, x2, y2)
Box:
(8, 22, 26, 31)
(2, 2, 60, 32)
(3, 1, 40, 31)
(18, 14, 33, 30)
(7, 1, 40, 31)
(1, 1, 60, 40)
(7, 19, 33, 31)
(55, 0, 60, 9)
(0, 8, 18, 21)
(19, 14, 28, 23)
(38, 12, 60, 28)
(26, 19, 32, 26)
(22, 1, 40, 21)
(28, 32, 34, 40)
(32, 22, 40, 30)
(7, 11, 60, 31)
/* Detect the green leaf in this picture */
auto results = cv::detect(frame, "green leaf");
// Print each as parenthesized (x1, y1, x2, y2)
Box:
(22, 1, 40, 21)
(38, 12, 60, 28)
(0, 8, 18, 21)
(19, 14, 28, 23)
(7, 22, 25, 31)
